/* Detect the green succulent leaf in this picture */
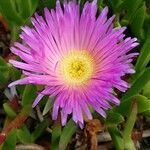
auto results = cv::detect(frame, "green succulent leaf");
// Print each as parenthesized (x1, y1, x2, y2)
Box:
(143, 80, 150, 98)
(123, 101, 137, 150)
(2, 129, 17, 150)
(120, 0, 143, 21)
(130, 3, 145, 39)
(31, 120, 49, 142)
(114, 95, 150, 116)
(108, 127, 124, 150)
(17, 125, 31, 144)
(59, 119, 77, 150)
(0, 0, 24, 25)
(9, 65, 21, 81)
(3, 103, 16, 118)
(51, 122, 62, 150)
(106, 0, 123, 12)
(0, 57, 7, 66)
(42, 97, 55, 116)
(0, 72, 8, 86)
(16, 0, 39, 19)
(22, 84, 37, 106)
(122, 68, 150, 100)
(135, 36, 150, 72)
(0, 0, 39, 41)
(105, 111, 124, 126)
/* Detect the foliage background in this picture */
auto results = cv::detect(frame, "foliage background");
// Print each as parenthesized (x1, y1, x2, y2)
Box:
(0, 0, 150, 149)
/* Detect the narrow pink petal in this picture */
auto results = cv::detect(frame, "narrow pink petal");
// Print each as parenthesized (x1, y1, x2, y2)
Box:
(32, 94, 44, 107)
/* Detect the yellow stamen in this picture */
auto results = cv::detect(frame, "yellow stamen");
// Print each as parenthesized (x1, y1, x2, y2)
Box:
(59, 51, 94, 86)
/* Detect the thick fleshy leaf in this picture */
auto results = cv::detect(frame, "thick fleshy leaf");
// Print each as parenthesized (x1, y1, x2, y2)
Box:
(120, 0, 142, 21)
(122, 68, 150, 100)
(22, 84, 37, 106)
(143, 80, 150, 98)
(2, 129, 17, 150)
(0, 0, 24, 25)
(3, 103, 16, 118)
(17, 125, 31, 144)
(42, 97, 55, 116)
(130, 3, 145, 39)
(0, 72, 8, 86)
(29, 0, 40, 14)
(31, 120, 49, 142)
(16, 0, 39, 19)
(0, 66, 9, 72)
(42, 0, 55, 8)
(0, 0, 39, 42)
(105, 111, 124, 126)
(59, 119, 77, 150)
(108, 127, 124, 150)
(51, 122, 61, 150)
(114, 95, 150, 116)
(0, 0, 39, 26)
(9, 66, 21, 81)
(0, 58, 10, 86)
(135, 36, 150, 72)
(106, 0, 122, 12)
(0, 57, 7, 66)
(123, 101, 137, 150)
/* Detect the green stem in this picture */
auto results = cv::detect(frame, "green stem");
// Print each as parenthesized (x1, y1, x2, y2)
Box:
(123, 101, 137, 150)
(108, 127, 124, 150)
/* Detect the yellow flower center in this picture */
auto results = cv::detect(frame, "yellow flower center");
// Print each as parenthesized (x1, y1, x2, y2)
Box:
(59, 51, 94, 86)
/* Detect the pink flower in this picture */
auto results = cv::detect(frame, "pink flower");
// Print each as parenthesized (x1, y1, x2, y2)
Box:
(9, 0, 139, 127)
